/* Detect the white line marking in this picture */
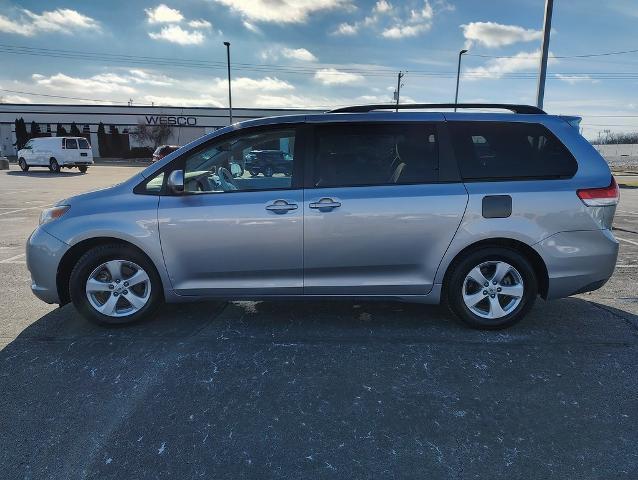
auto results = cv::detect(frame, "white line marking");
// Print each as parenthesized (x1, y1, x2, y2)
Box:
(617, 237, 638, 247)
(0, 253, 25, 263)
(616, 264, 638, 268)
(0, 205, 50, 216)
(618, 210, 638, 216)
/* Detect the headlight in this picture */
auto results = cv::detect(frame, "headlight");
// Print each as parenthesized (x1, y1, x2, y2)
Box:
(39, 205, 70, 225)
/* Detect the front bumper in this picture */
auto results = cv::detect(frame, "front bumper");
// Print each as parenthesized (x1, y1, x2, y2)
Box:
(534, 229, 619, 300)
(26, 227, 69, 304)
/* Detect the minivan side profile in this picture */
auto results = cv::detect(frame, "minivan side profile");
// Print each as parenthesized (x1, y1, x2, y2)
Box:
(18, 136, 94, 173)
(26, 104, 619, 329)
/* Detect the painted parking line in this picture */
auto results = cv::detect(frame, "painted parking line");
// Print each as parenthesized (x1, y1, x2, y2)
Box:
(617, 237, 638, 247)
(0, 253, 26, 264)
(616, 264, 638, 268)
(618, 210, 638, 216)
(0, 205, 50, 217)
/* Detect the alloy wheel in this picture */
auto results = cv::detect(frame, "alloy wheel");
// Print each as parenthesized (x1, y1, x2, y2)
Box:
(462, 260, 524, 319)
(85, 259, 151, 317)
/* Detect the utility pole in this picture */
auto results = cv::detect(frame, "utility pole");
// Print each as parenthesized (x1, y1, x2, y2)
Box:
(454, 49, 468, 111)
(536, 0, 554, 109)
(394, 71, 405, 112)
(223, 41, 233, 124)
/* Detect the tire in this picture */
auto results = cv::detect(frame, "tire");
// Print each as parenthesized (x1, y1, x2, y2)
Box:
(78, 166, 88, 173)
(249, 170, 259, 177)
(69, 244, 163, 325)
(445, 247, 537, 330)
(264, 166, 274, 177)
(18, 158, 29, 172)
(49, 158, 60, 173)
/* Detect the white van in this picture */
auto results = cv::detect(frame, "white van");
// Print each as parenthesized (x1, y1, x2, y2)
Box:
(17, 137, 94, 173)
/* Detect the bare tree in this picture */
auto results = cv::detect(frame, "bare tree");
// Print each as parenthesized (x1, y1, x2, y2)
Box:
(130, 121, 172, 149)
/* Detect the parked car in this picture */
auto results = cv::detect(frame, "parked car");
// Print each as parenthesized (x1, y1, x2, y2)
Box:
(26, 104, 619, 329)
(152, 145, 179, 163)
(18, 137, 93, 173)
(244, 149, 293, 177)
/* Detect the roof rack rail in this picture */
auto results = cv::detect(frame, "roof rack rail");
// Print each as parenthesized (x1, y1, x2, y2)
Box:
(328, 103, 546, 114)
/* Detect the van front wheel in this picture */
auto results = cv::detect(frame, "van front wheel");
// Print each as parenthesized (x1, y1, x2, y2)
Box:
(78, 166, 88, 173)
(445, 247, 537, 330)
(18, 158, 29, 172)
(49, 158, 60, 173)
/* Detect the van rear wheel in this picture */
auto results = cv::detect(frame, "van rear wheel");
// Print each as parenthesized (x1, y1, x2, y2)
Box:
(445, 247, 537, 330)
(18, 158, 29, 172)
(49, 158, 60, 173)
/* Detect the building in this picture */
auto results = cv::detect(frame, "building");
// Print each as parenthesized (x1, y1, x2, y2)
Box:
(0, 103, 318, 157)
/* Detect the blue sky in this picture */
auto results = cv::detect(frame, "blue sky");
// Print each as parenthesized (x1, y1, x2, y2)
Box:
(0, 0, 637, 138)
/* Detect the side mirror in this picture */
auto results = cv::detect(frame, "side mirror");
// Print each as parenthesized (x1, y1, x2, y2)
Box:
(167, 169, 184, 194)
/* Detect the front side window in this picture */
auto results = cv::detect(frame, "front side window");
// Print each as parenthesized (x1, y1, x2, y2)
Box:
(314, 123, 439, 188)
(65, 139, 78, 149)
(78, 138, 90, 149)
(183, 128, 296, 194)
(449, 121, 577, 180)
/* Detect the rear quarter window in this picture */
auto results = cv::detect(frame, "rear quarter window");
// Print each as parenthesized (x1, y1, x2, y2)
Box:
(449, 121, 577, 181)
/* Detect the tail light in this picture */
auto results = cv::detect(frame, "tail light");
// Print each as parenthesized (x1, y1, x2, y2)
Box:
(577, 177, 620, 206)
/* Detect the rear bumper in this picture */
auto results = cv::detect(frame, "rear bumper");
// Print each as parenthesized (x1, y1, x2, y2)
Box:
(534, 229, 619, 300)
(26, 227, 69, 304)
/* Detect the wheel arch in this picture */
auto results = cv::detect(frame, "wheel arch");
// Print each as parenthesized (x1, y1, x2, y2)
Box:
(56, 236, 165, 305)
(440, 237, 549, 300)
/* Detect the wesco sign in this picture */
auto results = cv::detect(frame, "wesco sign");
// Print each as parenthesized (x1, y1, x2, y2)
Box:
(145, 115, 197, 126)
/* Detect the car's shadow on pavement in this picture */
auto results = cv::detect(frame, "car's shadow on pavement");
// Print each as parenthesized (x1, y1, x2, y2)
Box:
(7, 170, 86, 177)
(1, 298, 637, 479)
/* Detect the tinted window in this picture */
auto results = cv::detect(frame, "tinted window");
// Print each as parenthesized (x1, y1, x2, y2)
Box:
(314, 124, 438, 187)
(184, 128, 296, 193)
(65, 139, 78, 149)
(78, 138, 90, 149)
(449, 121, 577, 180)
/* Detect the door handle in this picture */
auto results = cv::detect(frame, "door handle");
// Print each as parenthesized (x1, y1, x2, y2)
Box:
(309, 198, 341, 210)
(266, 200, 298, 213)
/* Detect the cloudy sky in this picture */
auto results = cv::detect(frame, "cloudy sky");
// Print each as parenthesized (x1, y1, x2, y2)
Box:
(0, 0, 637, 138)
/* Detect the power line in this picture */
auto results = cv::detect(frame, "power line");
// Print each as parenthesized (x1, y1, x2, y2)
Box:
(468, 47, 638, 60)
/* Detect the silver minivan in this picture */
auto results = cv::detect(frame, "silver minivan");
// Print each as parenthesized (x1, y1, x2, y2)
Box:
(26, 104, 620, 329)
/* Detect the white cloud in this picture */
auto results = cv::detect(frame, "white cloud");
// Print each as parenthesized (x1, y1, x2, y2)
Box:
(145, 4, 184, 23)
(283, 47, 317, 62)
(229, 77, 295, 92)
(188, 19, 212, 29)
(242, 20, 261, 33)
(382, 23, 430, 38)
(0, 8, 99, 36)
(374, 0, 392, 13)
(149, 25, 205, 45)
(381, 0, 434, 39)
(142, 94, 225, 107)
(262, 47, 317, 62)
(464, 50, 557, 80)
(333, 22, 358, 35)
(556, 74, 599, 85)
(32, 73, 137, 94)
(314, 68, 365, 85)
(0, 94, 32, 103)
(461, 21, 542, 48)
(213, 0, 351, 23)
(128, 69, 175, 86)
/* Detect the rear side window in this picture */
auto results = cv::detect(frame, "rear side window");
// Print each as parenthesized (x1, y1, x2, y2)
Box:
(65, 139, 78, 150)
(314, 123, 438, 187)
(78, 138, 90, 149)
(449, 121, 577, 181)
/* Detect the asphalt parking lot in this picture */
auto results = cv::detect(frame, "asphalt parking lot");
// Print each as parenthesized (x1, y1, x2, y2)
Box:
(1, 165, 637, 479)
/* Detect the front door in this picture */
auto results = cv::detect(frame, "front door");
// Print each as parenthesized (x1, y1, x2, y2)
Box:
(303, 121, 468, 296)
(64, 138, 80, 165)
(158, 126, 304, 296)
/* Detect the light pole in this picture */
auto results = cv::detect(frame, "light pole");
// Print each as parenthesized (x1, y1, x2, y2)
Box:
(454, 49, 468, 112)
(394, 71, 405, 112)
(223, 41, 233, 125)
(536, 0, 554, 109)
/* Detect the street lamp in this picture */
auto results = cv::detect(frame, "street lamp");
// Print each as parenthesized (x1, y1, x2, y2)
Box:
(454, 49, 468, 112)
(223, 41, 233, 125)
